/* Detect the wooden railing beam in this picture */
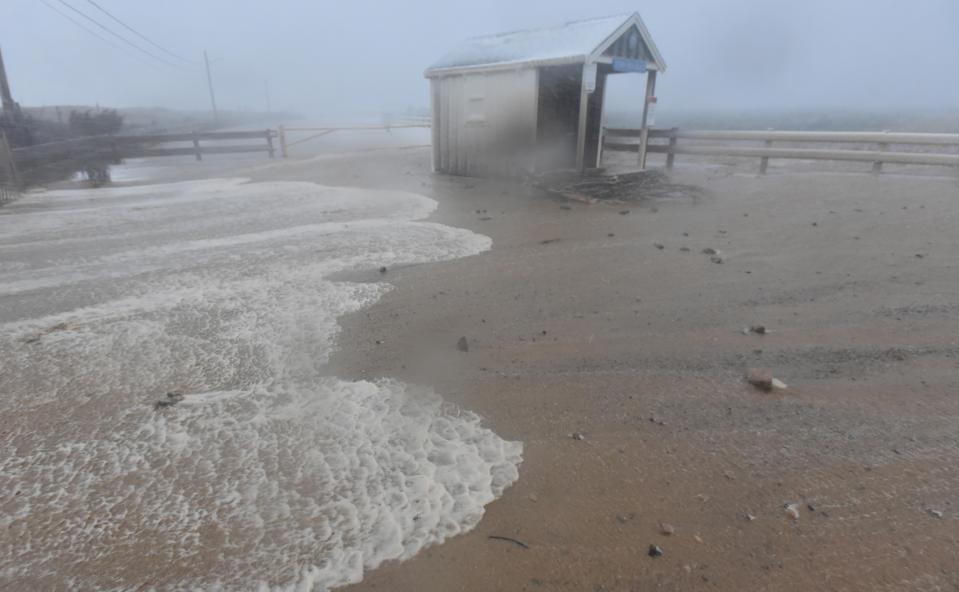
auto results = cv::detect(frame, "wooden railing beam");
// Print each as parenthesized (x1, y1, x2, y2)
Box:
(603, 128, 959, 172)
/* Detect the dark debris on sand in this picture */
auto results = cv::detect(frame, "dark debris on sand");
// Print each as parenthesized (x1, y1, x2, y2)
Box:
(153, 391, 185, 411)
(531, 169, 703, 203)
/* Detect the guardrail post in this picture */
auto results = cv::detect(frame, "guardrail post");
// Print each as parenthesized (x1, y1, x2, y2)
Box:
(265, 129, 275, 159)
(192, 131, 202, 161)
(759, 138, 772, 174)
(278, 126, 288, 158)
(637, 70, 658, 170)
(0, 131, 21, 188)
(872, 142, 888, 174)
(109, 137, 120, 164)
(595, 126, 605, 168)
(665, 127, 678, 170)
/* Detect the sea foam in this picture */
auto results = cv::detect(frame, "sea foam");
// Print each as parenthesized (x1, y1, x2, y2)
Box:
(0, 178, 521, 590)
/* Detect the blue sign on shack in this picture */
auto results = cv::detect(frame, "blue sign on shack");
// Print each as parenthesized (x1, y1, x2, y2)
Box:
(612, 58, 647, 73)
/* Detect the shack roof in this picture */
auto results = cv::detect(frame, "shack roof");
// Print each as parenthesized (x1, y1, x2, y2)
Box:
(425, 13, 666, 77)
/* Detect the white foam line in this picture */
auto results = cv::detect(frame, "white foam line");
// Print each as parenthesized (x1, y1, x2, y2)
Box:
(0, 219, 486, 300)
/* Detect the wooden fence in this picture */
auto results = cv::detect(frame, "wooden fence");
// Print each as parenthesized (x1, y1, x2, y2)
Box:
(603, 128, 959, 174)
(277, 123, 431, 157)
(8, 129, 276, 187)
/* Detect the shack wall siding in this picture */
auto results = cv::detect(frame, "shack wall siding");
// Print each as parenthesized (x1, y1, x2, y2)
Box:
(430, 79, 441, 171)
(433, 68, 537, 177)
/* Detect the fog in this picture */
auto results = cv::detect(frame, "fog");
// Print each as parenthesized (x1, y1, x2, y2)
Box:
(3, 0, 958, 117)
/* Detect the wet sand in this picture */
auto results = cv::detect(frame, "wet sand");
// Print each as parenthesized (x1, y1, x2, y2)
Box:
(13, 146, 959, 590)
(254, 148, 959, 591)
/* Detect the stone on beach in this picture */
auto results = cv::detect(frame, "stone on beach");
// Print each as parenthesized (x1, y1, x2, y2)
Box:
(745, 368, 774, 391)
(746, 369, 787, 392)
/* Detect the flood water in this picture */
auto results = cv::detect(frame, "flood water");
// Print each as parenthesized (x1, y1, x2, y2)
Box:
(0, 175, 521, 590)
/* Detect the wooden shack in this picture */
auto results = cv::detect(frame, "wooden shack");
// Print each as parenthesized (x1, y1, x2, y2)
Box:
(425, 13, 666, 177)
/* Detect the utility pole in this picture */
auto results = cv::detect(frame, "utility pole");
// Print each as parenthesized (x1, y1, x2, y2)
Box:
(0, 46, 18, 114)
(264, 80, 271, 114)
(203, 50, 219, 125)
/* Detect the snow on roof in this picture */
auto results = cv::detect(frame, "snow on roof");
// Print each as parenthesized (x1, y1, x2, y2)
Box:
(425, 13, 665, 76)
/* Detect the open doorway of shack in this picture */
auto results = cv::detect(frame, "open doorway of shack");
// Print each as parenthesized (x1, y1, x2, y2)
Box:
(535, 65, 607, 172)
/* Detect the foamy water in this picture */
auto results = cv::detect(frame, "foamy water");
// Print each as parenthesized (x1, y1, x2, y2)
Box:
(0, 178, 522, 590)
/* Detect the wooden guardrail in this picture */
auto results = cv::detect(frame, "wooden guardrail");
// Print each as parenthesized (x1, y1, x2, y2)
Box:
(277, 123, 430, 157)
(13, 129, 276, 162)
(9, 129, 277, 186)
(603, 128, 959, 174)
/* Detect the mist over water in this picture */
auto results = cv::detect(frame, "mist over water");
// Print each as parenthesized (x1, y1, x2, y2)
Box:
(3, 0, 957, 119)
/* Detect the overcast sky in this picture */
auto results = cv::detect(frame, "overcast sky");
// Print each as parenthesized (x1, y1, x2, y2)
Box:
(3, 0, 958, 116)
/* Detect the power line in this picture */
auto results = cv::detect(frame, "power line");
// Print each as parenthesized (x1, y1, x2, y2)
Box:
(41, 0, 126, 53)
(54, 0, 186, 70)
(40, 0, 165, 72)
(84, 0, 196, 65)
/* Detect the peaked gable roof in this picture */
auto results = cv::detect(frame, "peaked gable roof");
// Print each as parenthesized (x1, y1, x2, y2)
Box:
(426, 13, 666, 77)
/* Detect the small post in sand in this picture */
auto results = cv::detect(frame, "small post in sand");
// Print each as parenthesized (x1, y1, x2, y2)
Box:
(637, 69, 658, 170)
(265, 129, 275, 159)
(279, 125, 288, 158)
(192, 131, 202, 162)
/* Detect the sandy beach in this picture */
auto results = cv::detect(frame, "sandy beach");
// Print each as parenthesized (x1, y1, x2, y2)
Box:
(265, 148, 959, 591)
(6, 1, 959, 589)
(3, 145, 958, 591)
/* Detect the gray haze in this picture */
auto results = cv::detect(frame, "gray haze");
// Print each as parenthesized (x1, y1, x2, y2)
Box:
(3, 0, 958, 116)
